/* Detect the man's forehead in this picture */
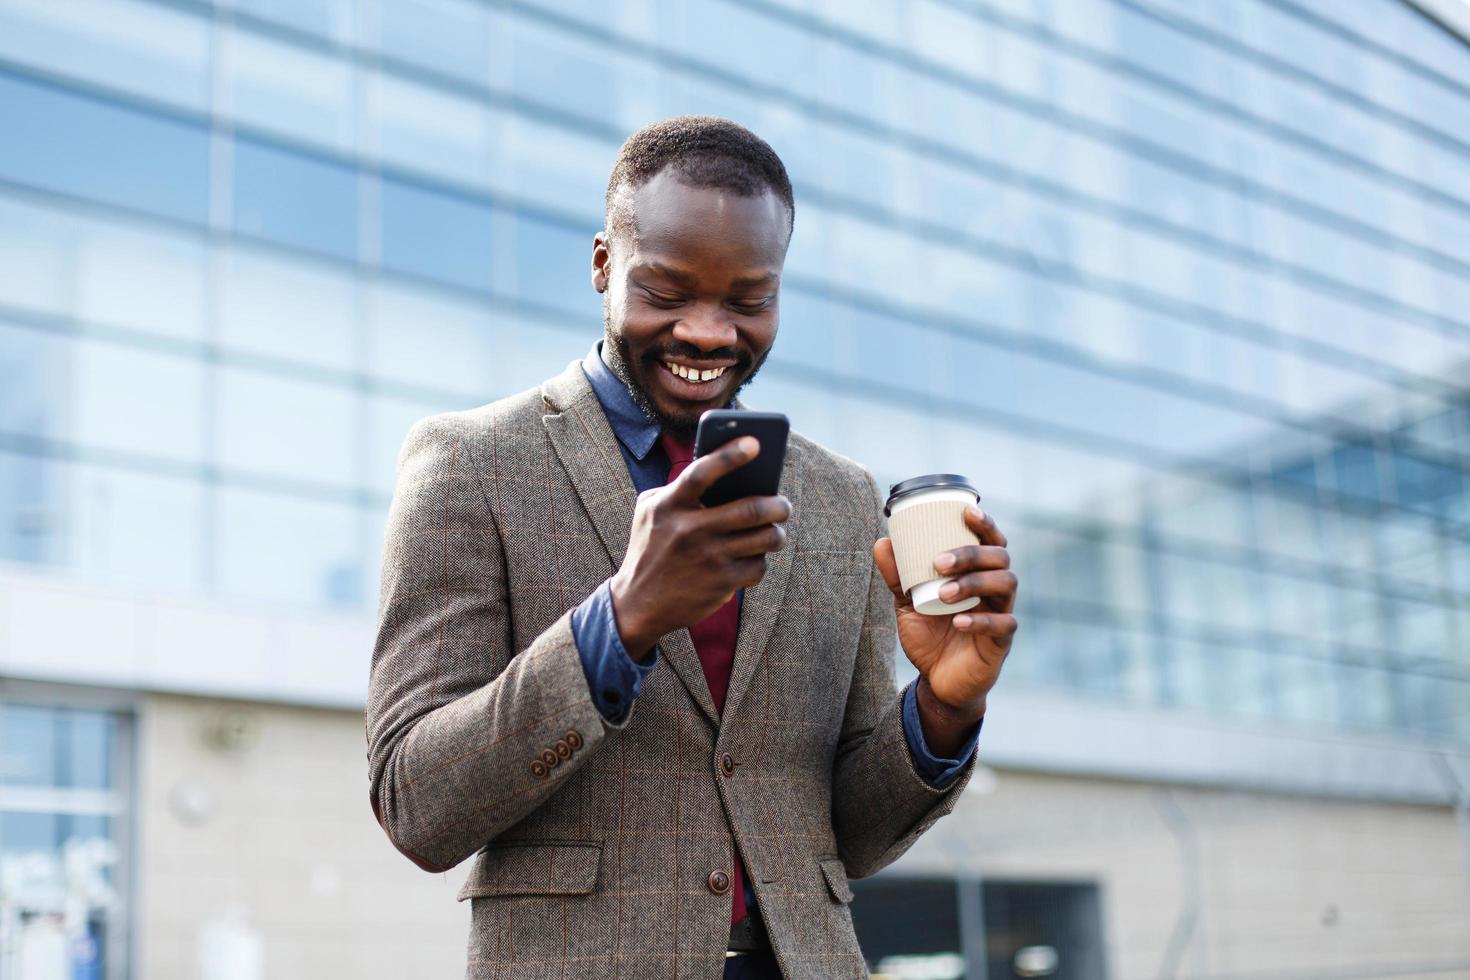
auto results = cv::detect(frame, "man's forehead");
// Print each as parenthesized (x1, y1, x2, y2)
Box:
(621, 171, 789, 249)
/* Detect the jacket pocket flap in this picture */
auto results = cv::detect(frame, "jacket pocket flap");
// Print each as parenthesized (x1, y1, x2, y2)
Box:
(456, 842, 603, 901)
(817, 857, 853, 904)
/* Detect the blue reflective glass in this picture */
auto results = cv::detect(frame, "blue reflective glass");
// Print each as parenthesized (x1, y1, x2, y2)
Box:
(0, 705, 113, 789)
(0, 450, 58, 567)
(372, 0, 490, 81)
(507, 17, 615, 121)
(0, 811, 113, 854)
(0, 322, 67, 441)
(1330, 440, 1382, 502)
(0, 70, 208, 223)
(510, 215, 597, 316)
(380, 179, 495, 293)
(233, 139, 358, 260)
(1391, 450, 1463, 517)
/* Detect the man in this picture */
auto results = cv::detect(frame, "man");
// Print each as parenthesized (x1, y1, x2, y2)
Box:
(366, 116, 1018, 979)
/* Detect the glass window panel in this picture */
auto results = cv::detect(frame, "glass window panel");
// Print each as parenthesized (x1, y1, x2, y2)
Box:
(0, 810, 59, 853)
(0, 321, 68, 442)
(1251, 487, 1323, 565)
(500, 117, 612, 217)
(0, 0, 210, 112)
(0, 71, 209, 223)
(217, 247, 356, 370)
(680, 0, 816, 99)
(232, 138, 358, 261)
(936, 417, 1028, 509)
(1273, 644, 1340, 729)
(746, 374, 839, 450)
(825, 393, 949, 492)
(0, 198, 77, 318)
(73, 339, 206, 464)
(219, 0, 354, 44)
(767, 288, 843, 375)
(380, 179, 495, 293)
(1171, 635, 1274, 721)
(363, 0, 491, 82)
(1021, 441, 1150, 521)
(361, 71, 496, 190)
(60, 710, 113, 790)
(0, 702, 56, 787)
(368, 393, 456, 498)
(505, 215, 598, 317)
(65, 463, 206, 592)
(1334, 660, 1397, 734)
(365, 282, 496, 396)
(76, 224, 207, 341)
(506, 16, 615, 120)
(0, 450, 61, 567)
(216, 365, 357, 487)
(1261, 567, 1334, 643)
(483, 320, 589, 397)
(216, 486, 361, 606)
(1151, 473, 1250, 548)
(220, 28, 354, 152)
(841, 310, 938, 394)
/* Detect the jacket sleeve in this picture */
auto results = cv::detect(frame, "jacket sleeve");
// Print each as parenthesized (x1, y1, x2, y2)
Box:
(828, 466, 977, 879)
(364, 414, 621, 873)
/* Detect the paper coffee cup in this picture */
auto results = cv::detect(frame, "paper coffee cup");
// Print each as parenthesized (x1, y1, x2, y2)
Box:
(884, 474, 982, 616)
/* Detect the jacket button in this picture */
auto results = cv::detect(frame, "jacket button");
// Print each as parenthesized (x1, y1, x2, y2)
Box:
(565, 730, 583, 750)
(540, 748, 559, 768)
(555, 739, 572, 759)
(530, 760, 549, 779)
(707, 870, 731, 895)
(720, 753, 736, 777)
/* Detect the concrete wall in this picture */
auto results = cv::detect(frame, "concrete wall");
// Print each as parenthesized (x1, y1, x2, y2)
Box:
(129, 691, 1470, 980)
(133, 693, 470, 979)
(899, 769, 1470, 980)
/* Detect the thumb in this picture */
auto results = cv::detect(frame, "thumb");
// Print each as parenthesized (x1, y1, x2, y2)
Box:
(872, 538, 908, 604)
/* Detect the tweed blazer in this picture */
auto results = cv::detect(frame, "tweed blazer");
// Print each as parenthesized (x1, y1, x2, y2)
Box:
(365, 356, 976, 979)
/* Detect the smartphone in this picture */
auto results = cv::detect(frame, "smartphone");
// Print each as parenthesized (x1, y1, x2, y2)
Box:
(692, 410, 790, 508)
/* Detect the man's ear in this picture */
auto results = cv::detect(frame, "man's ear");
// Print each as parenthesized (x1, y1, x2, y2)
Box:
(591, 231, 610, 293)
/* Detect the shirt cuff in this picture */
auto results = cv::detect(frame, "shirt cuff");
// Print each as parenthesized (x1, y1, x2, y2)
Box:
(570, 579, 659, 722)
(901, 679, 982, 788)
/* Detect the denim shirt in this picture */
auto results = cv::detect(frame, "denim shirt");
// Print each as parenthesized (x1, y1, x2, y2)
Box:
(569, 338, 980, 783)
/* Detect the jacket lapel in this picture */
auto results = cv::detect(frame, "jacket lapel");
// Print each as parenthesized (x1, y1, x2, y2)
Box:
(540, 359, 721, 726)
(539, 358, 801, 730)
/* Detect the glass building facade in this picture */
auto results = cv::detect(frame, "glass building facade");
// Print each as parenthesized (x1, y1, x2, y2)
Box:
(1, 0, 1468, 759)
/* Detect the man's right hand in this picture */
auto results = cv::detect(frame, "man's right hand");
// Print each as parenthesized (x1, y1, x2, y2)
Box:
(609, 435, 791, 660)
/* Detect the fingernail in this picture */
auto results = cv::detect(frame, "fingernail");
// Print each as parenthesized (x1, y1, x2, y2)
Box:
(954, 614, 972, 628)
(971, 503, 985, 519)
(741, 436, 759, 454)
(935, 553, 955, 571)
(939, 582, 959, 600)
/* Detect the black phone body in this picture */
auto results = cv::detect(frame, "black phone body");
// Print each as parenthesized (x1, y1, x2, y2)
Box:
(692, 410, 790, 508)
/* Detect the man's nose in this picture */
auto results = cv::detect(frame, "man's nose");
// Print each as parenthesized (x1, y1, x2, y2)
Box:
(672, 305, 737, 351)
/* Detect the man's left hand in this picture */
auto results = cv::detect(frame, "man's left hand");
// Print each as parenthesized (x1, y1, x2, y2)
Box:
(872, 501, 1017, 735)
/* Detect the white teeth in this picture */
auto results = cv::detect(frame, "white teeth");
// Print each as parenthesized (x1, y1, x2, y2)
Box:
(663, 361, 727, 383)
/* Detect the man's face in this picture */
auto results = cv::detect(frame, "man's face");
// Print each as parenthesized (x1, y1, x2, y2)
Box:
(593, 168, 789, 440)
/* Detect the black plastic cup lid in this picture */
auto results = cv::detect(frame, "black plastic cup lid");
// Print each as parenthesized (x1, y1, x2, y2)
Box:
(884, 473, 979, 516)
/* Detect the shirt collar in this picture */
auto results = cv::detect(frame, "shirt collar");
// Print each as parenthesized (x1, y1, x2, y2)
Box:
(581, 339, 662, 461)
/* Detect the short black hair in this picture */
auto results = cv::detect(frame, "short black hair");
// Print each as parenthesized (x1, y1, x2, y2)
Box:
(604, 115, 795, 248)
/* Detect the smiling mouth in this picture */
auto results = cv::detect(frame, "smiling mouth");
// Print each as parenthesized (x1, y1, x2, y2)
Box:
(653, 357, 738, 403)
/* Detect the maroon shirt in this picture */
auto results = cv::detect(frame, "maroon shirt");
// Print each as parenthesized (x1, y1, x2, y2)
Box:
(659, 430, 749, 925)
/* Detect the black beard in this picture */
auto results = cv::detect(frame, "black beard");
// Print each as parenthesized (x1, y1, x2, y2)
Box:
(601, 299, 769, 441)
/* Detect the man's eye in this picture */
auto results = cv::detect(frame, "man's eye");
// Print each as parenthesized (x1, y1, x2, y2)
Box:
(645, 291, 684, 307)
(730, 299, 771, 315)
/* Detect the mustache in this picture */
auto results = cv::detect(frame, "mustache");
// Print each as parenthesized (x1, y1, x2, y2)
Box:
(644, 343, 748, 368)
